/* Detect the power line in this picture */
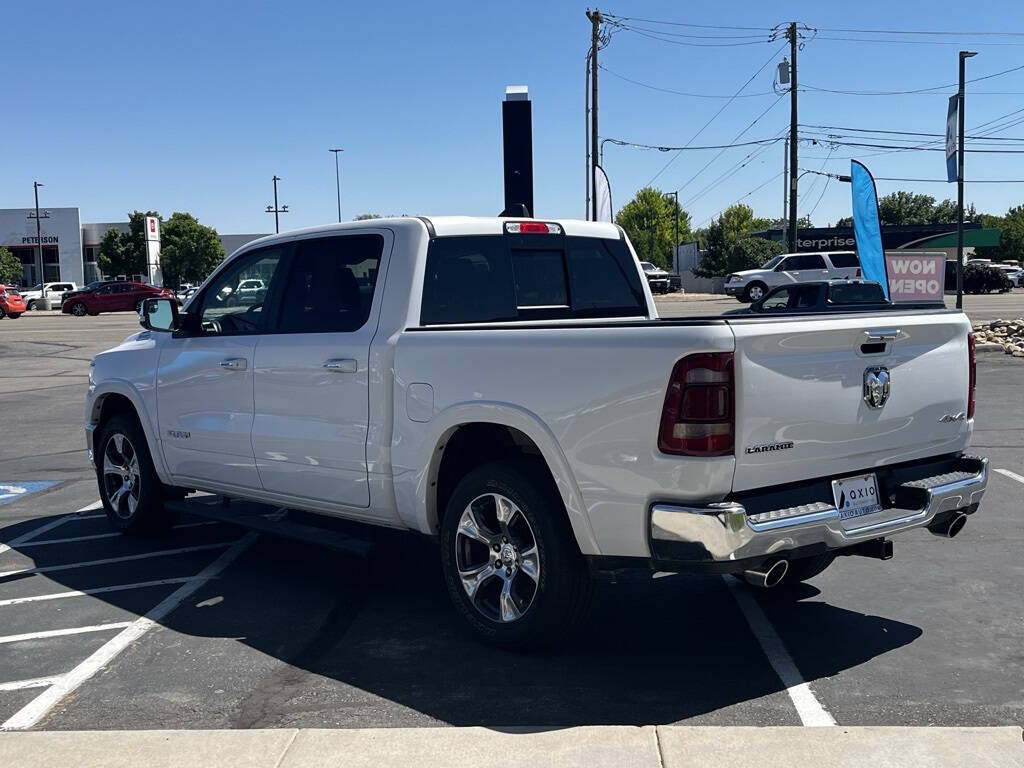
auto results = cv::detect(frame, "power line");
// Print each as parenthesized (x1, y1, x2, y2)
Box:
(682, 129, 786, 208)
(813, 36, 1024, 46)
(696, 171, 785, 228)
(813, 26, 1024, 37)
(673, 92, 788, 193)
(799, 123, 1024, 141)
(800, 169, 1024, 183)
(645, 42, 789, 186)
(599, 64, 780, 99)
(600, 13, 773, 32)
(610, 24, 775, 48)
(600, 136, 786, 152)
(801, 62, 1024, 95)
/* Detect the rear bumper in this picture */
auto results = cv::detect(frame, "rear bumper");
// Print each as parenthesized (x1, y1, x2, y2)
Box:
(648, 454, 988, 571)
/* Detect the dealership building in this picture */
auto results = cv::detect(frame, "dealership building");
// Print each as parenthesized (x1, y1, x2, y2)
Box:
(0, 206, 266, 287)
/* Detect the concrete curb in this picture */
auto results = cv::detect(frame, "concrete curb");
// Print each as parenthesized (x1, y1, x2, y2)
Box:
(0, 726, 1020, 767)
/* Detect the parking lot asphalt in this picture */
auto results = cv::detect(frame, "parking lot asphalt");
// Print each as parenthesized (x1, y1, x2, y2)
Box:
(0, 310, 1022, 731)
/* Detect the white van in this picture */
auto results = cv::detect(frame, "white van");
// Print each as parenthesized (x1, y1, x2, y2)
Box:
(725, 251, 861, 302)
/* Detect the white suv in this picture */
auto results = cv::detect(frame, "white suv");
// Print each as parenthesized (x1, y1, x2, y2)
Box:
(725, 251, 861, 302)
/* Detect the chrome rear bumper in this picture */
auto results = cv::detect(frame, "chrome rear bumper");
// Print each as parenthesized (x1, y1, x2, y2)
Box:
(650, 455, 988, 566)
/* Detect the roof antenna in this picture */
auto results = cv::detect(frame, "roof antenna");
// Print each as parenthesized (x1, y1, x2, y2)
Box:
(500, 203, 531, 218)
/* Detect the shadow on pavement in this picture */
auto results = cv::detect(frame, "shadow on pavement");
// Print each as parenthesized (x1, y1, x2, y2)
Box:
(0, 513, 922, 727)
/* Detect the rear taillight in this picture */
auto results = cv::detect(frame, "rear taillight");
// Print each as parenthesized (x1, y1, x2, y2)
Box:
(658, 352, 734, 456)
(856, 268, 862, 277)
(967, 332, 976, 419)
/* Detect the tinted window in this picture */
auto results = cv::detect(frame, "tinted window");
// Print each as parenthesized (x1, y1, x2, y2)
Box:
(787, 254, 826, 270)
(828, 253, 859, 268)
(512, 249, 567, 307)
(276, 235, 383, 334)
(421, 235, 647, 325)
(421, 237, 517, 325)
(198, 246, 287, 335)
(828, 282, 887, 304)
(760, 285, 820, 311)
(760, 288, 792, 310)
(566, 237, 646, 313)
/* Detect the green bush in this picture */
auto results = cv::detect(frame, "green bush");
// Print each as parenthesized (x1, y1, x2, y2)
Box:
(963, 263, 1012, 294)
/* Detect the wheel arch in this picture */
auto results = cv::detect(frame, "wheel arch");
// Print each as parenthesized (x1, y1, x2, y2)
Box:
(90, 382, 171, 484)
(413, 404, 600, 556)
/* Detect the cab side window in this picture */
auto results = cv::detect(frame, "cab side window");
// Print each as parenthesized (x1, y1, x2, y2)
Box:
(276, 235, 383, 334)
(196, 246, 287, 335)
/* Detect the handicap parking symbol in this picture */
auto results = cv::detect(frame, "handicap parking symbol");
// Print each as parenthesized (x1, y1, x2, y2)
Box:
(0, 481, 58, 506)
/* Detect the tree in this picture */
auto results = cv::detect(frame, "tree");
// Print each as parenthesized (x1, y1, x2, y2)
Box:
(160, 212, 226, 288)
(835, 194, 974, 228)
(693, 204, 781, 277)
(97, 227, 133, 278)
(354, 213, 382, 220)
(0, 247, 21, 285)
(753, 215, 812, 232)
(615, 187, 692, 268)
(974, 205, 1024, 264)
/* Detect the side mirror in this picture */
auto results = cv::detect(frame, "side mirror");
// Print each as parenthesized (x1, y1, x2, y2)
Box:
(140, 297, 179, 332)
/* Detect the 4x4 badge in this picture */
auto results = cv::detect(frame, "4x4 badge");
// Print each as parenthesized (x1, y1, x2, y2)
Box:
(863, 367, 890, 409)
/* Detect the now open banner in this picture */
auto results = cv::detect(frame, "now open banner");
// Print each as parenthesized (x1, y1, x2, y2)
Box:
(884, 252, 946, 303)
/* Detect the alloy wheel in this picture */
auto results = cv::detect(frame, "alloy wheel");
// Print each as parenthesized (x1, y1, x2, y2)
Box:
(72, 303, 87, 317)
(748, 285, 764, 301)
(455, 492, 540, 623)
(102, 433, 142, 520)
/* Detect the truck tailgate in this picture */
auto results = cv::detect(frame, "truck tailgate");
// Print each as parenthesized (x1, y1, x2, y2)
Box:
(728, 311, 972, 492)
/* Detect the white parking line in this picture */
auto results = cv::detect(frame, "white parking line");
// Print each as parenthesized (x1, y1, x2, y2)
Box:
(0, 502, 106, 557)
(0, 577, 194, 607)
(0, 622, 133, 645)
(20, 521, 218, 548)
(2, 531, 258, 731)
(0, 677, 62, 692)
(994, 467, 1024, 485)
(724, 576, 836, 727)
(0, 541, 236, 578)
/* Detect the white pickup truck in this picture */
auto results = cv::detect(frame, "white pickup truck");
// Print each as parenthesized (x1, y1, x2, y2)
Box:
(85, 217, 988, 647)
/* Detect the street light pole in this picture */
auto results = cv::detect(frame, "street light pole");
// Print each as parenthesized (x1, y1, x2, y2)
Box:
(956, 50, 977, 310)
(28, 182, 53, 308)
(329, 148, 343, 222)
(265, 175, 288, 234)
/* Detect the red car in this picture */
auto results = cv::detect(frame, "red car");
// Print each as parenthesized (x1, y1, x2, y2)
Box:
(0, 285, 27, 319)
(62, 282, 172, 317)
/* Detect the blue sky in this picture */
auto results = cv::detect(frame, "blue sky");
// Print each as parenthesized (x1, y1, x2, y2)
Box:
(3, 0, 1024, 235)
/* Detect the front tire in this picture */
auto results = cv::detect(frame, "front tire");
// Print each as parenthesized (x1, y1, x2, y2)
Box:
(743, 282, 767, 302)
(97, 414, 178, 534)
(440, 461, 592, 649)
(71, 301, 88, 317)
(26, 300, 36, 311)
(0, 307, 5, 320)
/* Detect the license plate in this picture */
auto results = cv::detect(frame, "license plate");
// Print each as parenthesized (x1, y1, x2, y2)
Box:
(832, 473, 882, 521)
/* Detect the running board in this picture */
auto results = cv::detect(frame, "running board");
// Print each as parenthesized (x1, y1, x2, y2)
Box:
(165, 496, 375, 559)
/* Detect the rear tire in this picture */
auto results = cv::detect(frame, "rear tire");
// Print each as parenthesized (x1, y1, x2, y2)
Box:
(8, 313, 20, 319)
(440, 460, 593, 649)
(0, 307, 5, 320)
(96, 414, 178, 534)
(26, 300, 36, 311)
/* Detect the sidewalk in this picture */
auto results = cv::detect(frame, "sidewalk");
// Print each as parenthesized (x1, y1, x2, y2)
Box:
(1, 726, 1021, 767)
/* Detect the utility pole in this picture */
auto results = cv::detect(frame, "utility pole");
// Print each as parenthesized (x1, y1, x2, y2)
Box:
(782, 137, 789, 240)
(956, 51, 977, 309)
(329, 149, 343, 223)
(586, 9, 602, 221)
(787, 22, 799, 253)
(265, 175, 288, 234)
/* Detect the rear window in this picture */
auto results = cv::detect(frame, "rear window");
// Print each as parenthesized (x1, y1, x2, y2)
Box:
(828, 253, 860, 268)
(420, 235, 646, 325)
(827, 282, 887, 304)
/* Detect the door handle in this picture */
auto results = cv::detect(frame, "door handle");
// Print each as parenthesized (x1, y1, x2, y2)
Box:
(864, 329, 901, 342)
(220, 358, 248, 371)
(324, 358, 358, 373)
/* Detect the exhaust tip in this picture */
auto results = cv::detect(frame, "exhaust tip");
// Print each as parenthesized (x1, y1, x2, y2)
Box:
(743, 559, 789, 589)
(947, 512, 967, 539)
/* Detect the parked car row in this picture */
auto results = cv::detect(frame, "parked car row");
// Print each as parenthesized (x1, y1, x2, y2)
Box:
(0, 285, 27, 319)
